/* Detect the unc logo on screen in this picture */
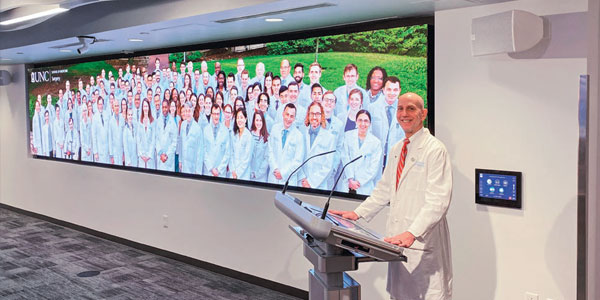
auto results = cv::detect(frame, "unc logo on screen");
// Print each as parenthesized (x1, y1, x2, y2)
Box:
(30, 71, 51, 83)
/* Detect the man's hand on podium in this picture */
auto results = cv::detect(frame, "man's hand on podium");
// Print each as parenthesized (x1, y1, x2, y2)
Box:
(384, 231, 416, 248)
(329, 210, 359, 221)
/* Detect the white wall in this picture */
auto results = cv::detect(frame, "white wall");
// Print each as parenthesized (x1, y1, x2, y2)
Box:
(0, 64, 391, 299)
(436, 0, 588, 299)
(1, 1, 595, 300)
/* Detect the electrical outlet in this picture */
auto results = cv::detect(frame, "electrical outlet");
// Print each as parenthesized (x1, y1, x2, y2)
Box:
(162, 214, 169, 228)
(525, 292, 539, 300)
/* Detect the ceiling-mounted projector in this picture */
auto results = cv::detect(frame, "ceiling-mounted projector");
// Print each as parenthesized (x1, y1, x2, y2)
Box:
(76, 36, 96, 55)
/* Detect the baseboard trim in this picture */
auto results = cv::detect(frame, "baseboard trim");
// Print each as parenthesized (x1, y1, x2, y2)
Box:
(0, 203, 308, 300)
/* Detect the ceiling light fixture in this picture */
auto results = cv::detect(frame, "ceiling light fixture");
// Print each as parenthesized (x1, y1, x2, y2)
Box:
(59, 49, 72, 53)
(128, 38, 143, 42)
(0, 7, 69, 26)
(1, 58, 12, 61)
(265, 18, 284, 22)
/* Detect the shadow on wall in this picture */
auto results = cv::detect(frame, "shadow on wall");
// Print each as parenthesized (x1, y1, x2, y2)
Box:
(509, 12, 587, 60)
(439, 124, 498, 299)
(545, 197, 577, 299)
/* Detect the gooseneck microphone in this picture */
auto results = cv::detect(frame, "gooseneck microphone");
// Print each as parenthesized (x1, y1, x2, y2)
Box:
(321, 155, 362, 220)
(282, 150, 336, 194)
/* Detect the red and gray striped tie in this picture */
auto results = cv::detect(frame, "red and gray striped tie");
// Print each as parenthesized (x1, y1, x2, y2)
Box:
(396, 138, 410, 190)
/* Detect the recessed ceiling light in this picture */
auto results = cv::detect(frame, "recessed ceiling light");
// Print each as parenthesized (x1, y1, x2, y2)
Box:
(59, 49, 72, 53)
(129, 38, 143, 42)
(265, 18, 283, 22)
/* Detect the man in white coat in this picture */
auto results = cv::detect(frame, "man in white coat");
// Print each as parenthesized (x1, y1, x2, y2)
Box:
(330, 92, 453, 300)
(298, 102, 335, 190)
(180, 102, 203, 174)
(203, 104, 231, 177)
(155, 99, 178, 172)
(268, 103, 305, 185)
(92, 97, 110, 164)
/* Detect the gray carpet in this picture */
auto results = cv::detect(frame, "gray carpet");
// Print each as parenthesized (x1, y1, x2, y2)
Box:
(0, 207, 302, 300)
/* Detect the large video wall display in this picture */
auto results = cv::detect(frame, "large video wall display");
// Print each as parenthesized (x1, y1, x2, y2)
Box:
(27, 24, 429, 198)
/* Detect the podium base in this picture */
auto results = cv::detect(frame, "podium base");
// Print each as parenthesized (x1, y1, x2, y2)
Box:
(309, 269, 360, 300)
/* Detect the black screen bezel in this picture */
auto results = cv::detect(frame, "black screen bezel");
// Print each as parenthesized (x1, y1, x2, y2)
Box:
(475, 168, 522, 209)
(25, 16, 434, 201)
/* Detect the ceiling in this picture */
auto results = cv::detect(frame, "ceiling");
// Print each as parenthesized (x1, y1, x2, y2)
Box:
(0, 0, 513, 65)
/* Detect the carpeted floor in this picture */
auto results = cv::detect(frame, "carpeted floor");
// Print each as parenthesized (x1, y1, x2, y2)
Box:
(0, 207, 302, 300)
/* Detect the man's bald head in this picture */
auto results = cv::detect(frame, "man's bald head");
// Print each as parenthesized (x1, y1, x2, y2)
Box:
(399, 92, 425, 109)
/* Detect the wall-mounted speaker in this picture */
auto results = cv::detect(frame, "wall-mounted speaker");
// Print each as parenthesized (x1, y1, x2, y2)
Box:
(0, 70, 11, 86)
(471, 10, 544, 56)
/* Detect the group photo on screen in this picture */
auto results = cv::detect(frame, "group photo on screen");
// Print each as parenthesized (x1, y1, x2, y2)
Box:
(27, 25, 428, 197)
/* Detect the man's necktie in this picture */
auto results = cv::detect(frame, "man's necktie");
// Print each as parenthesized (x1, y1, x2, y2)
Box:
(396, 138, 410, 190)
(282, 129, 288, 149)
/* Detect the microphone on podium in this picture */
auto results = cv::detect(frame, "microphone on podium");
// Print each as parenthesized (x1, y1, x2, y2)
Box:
(321, 155, 362, 220)
(282, 150, 336, 194)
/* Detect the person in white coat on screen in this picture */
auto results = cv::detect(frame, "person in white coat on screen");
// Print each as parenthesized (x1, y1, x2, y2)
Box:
(340, 109, 382, 195)
(122, 107, 138, 168)
(80, 103, 93, 162)
(364, 66, 387, 110)
(321, 91, 345, 190)
(92, 97, 110, 164)
(45, 94, 56, 121)
(367, 76, 405, 169)
(41, 110, 52, 157)
(268, 103, 305, 185)
(31, 100, 43, 155)
(64, 117, 79, 160)
(155, 99, 178, 172)
(330, 93, 453, 300)
(52, 104, 65, 159)
(137, 99, 155, 169)
(179, 102, 204, 175)
(108, 100, 124, 165)
(298, 102, 335, 190)
(203, 104, 230, 177)
(333, 64, 369, 120)
(230, 108, 253, 180)
(256, 93, 275, 133)
(249, 111, 269, 182)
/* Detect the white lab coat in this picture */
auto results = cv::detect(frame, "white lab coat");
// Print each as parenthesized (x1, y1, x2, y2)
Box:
(340, 129, 382, 195)
(325, 116, 345, 190)
(354, 128, 453, 300)
(136, 120, 155, 169)
(64, 127, 79, 160)
(268, 97, 281, 121)
(52, 118, 65, 159)
(80, 119, 93, 162)
(92, 112, 110, 164)
(203, 123, 231, 177)
(108, 115, 125, 165)
(122, 123, 138, 167)
(155, 115, 178, 172)
(41, 122, 52, 156)
(31, 111, 43, 154)
(299, 126, 335, 190)
(365, 96, 394, 147)
(230, 129, 253, 180)
(180, 120, 203, 174)
(267, 122, 305, 185)
(249, 132, 269, 182)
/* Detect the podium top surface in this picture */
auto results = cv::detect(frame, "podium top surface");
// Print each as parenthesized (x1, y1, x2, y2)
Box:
(275, 192, 405, 262)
